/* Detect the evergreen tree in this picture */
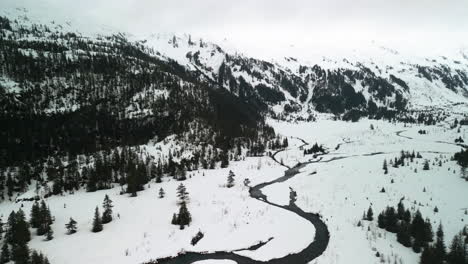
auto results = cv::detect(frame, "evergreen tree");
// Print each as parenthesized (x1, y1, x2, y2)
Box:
(378, 212, 386, 229)
(383, 159, 388, 174)
(171, 213, 178, 225)
(45, 225, 53, 241)
(397, 200, 405, 220)
(37, 201, 52, 236)
(158, 187, 165, 198)
(13, 209, 31, 245)
(384, 207, 398, 233)
(434, 223, 446, 263)
(102, 194, 113, 224)
(226, 170, 235, 188)
(176, 201, 192, 230)
(397, 221, 412, 247)
(366, 206, 374, 221)
(423, 160, 430, 170)
(11, 243, 30, 264)
(65, 218, 77, 234)
(0, 243, 9, 264)
(30, 200, 41, 228)
(403, 209, 412, 223)
(411, 210, 426, 252)
(420, 246, 436, 264)
(176, 183, 189, 205)
(423, 218, 434, 243)
(91, 207, 103, 233)
(30, 251, 44, 264)
(447, 232, 466, 264)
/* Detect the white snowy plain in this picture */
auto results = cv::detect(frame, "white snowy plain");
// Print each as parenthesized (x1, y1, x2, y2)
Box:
(1, 118, 467, 264)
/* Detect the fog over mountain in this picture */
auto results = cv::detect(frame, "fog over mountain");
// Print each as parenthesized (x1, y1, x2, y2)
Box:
(2, 0, 468, 60)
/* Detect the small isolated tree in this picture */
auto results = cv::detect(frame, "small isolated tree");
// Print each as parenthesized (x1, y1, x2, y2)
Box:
(383, 159, 388, 174)
(171, 213, 177, 225)
(173, 201, 192, 230)
(158, 187, 165, 198)
(423, 160, 430, 170)
(176, 184, 189, 205)
(102, 195, 113, 224)
(366, 206, 374, 221)
(226, 170, 235, 188)
(92, 207, 103, 233)
(65, 218, 77, 234)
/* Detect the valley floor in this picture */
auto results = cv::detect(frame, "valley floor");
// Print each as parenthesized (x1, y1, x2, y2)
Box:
(1, 118, 467, 264)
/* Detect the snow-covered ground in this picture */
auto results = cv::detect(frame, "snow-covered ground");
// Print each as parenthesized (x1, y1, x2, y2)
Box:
(1, 118, 466, 264)
(1, 155, 314, 264)
(266, 118, 468, 264)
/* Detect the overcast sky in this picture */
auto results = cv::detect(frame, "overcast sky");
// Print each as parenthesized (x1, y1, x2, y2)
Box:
(2, 0, 468, 58)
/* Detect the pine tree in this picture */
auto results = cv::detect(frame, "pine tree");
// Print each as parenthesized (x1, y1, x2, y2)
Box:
(158, 187, 165, 198)
(383, 159, 388, 174)
(447, 232, 465, 264)
(0, 243, 9, 264)
(366, 206, 374, 221)
(176, 201, 192, 230)
(420, 246, 436, 264)
(176, 183, 189, 205)
(65, 217, 77, 234)
(397, 200, 405, 220)
(423, 160, 430, 170)
(102, 194, 113, 224)
(384, 207, 398, 233)
(403, 209, 412, 223)
(11, 243, 30, 264)
(434, 223, 446, 263)
(45, 225, 53, 241)
(397, 221, 412, 247)
(378, 212, 386, 229)
(37, 201, 52, 236)
(423, 218, 434, 243)
(30, 200, 40, 228)
(226, 170, 235, 188)
(30, 251, 43, 264)
(91, 207, 103, 233)
(411, 210, 426, 252)
(171, 213, 178, 225)
(14, 209, 31, 245)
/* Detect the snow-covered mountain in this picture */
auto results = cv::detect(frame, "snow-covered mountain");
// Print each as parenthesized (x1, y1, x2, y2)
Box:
(2, 7, 468, 123)
(143, 32, 468, 119)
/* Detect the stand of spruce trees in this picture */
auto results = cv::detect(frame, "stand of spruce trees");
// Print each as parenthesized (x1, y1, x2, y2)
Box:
(0, 208, 51, 264)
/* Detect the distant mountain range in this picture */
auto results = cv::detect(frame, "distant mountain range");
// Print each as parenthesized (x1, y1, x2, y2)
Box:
(1, 8, 467, 164)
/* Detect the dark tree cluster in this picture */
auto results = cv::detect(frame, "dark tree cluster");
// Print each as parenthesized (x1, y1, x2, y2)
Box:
(1, 209, 50, 264)
(454, 148, 468, 168)
(303, 143, 325, 155)
(267, 135, 288, 150)
(383, 150, 422, 173)
(30, 200, 54, 239)
(377, 201, 434, 253)
(91, 195, 114, 232)
(420, 226, 468, 264)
